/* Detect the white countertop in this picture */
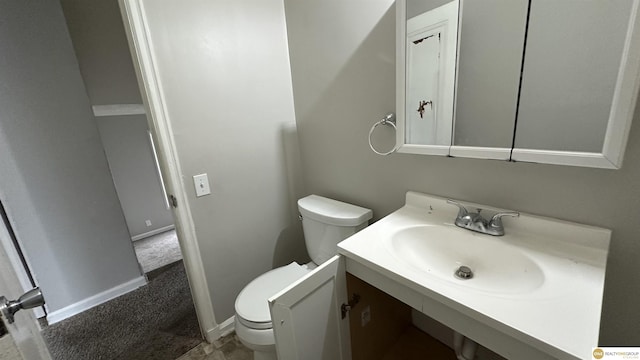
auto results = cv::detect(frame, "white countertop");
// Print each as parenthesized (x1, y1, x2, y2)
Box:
(338, 191, 610, 360)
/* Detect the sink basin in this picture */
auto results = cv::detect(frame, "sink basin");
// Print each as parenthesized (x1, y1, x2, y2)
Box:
(338, 191, 611, 359)
(386, 225, 545, 295)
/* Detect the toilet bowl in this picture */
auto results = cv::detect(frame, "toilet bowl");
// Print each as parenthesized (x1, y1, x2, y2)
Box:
(234, 195, 372, 360)
(234, 262, 310, 360)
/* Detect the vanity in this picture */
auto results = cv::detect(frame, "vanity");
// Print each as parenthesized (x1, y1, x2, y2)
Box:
(268, 191, 610, 360)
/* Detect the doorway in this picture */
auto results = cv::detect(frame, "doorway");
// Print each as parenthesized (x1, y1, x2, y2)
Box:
(60, 0, 182, 276)
(0, 0, 201, 358)
(93, 111, 181, 274)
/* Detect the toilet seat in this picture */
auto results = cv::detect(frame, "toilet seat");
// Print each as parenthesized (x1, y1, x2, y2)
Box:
(235, 262, 310, 330)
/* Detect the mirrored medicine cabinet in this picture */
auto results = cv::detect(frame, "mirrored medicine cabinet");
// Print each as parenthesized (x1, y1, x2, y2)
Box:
(395, 0, 640, 168)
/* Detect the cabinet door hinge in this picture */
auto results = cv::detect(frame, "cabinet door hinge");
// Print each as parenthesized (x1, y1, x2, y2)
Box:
(341, 293, 360, 319)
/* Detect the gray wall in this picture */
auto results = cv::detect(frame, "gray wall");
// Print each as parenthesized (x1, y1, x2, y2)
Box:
(283, 0, 640, 345)
(60, 0, 142, 105)
(0, 0, 142, 312)
(138, 0, 307, 322)
(96, 115, 174, 237)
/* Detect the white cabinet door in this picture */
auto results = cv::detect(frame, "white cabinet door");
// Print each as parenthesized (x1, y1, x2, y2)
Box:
(268, 255, 351, 360)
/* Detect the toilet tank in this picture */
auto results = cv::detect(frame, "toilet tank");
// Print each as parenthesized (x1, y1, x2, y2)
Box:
(298, 195, 373, 265)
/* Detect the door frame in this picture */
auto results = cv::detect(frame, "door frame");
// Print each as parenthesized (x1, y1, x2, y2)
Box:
(118, 0, 220, 341)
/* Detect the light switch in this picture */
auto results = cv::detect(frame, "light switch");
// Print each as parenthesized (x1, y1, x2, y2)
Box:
(193, 173, 211, 197)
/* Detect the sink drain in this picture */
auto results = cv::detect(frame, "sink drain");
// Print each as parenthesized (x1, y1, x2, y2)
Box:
(454, 266, 473, 280)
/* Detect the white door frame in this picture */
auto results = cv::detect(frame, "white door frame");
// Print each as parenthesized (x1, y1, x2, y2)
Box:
(118, 0, 220, 341)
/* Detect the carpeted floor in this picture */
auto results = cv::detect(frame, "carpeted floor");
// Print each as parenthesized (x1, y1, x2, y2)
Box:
(134, 229, 183, 273)
(42, 261, 202, 360)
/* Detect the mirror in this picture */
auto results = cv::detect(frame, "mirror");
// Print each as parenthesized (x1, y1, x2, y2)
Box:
(395, 0, 640, 169)
(451, 0, 527, 160)
(511, 0, 639, 168)
(396, 0, 458, 156)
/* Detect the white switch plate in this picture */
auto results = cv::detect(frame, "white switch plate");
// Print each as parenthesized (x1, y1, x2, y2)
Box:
(193, 173, 211, 197)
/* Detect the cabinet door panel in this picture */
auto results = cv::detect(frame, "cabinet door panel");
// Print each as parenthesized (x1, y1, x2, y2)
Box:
(453, 0, 528, 149)
(515, 0, 634, 153)
(268, 256, 350, 360)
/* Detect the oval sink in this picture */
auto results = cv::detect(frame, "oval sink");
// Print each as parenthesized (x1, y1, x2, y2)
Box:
(387, 225, 544, 295)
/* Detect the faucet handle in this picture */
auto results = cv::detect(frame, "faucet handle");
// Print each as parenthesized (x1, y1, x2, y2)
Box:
(489, 211, 520, 228)
(446, 199, 468, 218)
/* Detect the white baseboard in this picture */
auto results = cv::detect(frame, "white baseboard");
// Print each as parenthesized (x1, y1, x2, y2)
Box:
(131, 224, 175, 241)
(218, 315, 236, 337)
(203, 315, 235, 342)
(46, 276, 147, 325)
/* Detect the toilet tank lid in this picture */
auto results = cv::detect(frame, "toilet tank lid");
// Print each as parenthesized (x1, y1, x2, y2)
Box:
(298, 195, 373, 226)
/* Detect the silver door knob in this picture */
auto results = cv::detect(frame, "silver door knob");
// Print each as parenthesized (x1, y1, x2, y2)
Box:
(0, 288, 45, 324)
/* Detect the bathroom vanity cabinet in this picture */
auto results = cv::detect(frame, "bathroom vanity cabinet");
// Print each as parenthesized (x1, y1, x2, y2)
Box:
(344, 272, 458, 360)
(268, 255, 451, 360)
(268, 192, 609, 360)
(269, 255, 553, 360)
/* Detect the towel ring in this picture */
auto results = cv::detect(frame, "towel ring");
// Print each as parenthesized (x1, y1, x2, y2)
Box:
(368, 113, 397, 155)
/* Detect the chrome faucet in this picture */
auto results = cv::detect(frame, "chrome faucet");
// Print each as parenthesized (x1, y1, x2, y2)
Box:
(446, 199, 519, 236)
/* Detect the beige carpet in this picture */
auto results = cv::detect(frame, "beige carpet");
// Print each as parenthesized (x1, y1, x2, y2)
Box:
(133, 229, 182, 273)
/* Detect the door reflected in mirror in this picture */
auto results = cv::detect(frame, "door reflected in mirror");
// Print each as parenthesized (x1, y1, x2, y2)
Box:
(397, 0, 458, 155)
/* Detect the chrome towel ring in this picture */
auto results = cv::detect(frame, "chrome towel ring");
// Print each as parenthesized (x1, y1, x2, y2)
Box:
(368, 113, 397, 155)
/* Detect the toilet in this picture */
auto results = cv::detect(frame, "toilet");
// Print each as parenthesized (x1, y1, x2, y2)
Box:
(234, 195, 372, 360)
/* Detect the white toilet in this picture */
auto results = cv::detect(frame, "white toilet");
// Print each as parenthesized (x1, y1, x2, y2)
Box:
(234, 194, 372, 360)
